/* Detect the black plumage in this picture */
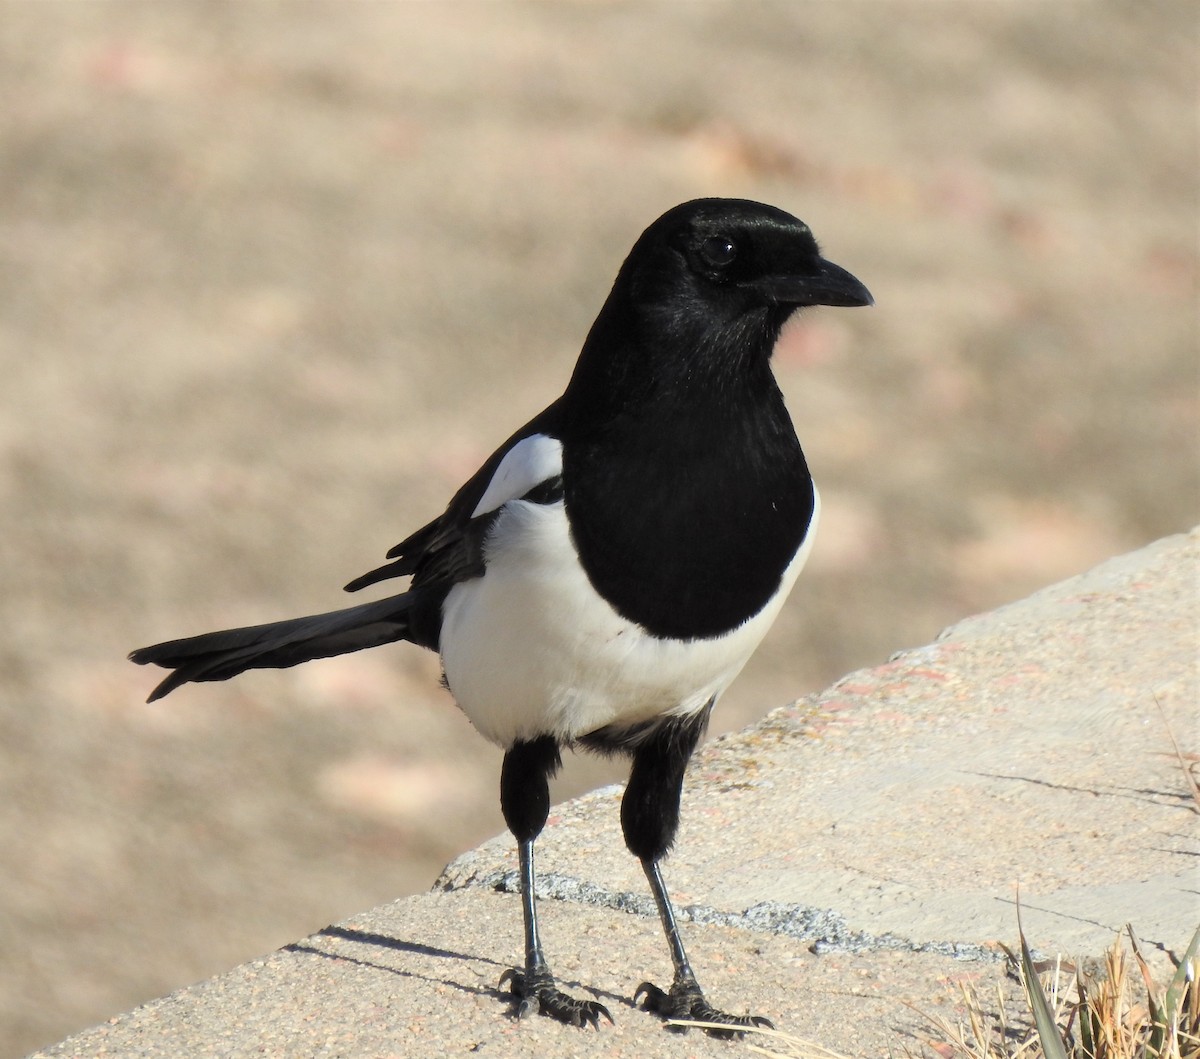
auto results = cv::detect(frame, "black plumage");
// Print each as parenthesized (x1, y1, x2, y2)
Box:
(131, 198, 871, 1033)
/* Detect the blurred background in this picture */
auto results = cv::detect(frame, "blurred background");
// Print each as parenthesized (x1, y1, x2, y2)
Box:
(1, 2, 1195, 1054)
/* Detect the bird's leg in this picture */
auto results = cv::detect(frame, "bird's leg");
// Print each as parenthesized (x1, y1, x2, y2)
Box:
(621, 708, 773, 1036)
(497, 736, 612, 1029)
(634, 858, 773, 1036)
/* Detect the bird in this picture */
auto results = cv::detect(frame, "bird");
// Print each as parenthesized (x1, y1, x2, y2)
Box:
(130, 197, 872, 1034)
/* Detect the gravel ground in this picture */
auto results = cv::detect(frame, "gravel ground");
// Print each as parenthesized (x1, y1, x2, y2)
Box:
(1, 3, 1195, 1054)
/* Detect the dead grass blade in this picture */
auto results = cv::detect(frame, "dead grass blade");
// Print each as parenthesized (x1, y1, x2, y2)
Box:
(1154, 693, 1199, 813)
(909, 920, 1199, 1059)
(664, 1020, 854, 1059)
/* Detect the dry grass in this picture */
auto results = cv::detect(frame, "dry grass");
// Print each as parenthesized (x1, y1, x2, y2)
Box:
(1156, 694, 1200, 815)
(696, 925, 1199, 1059)
(906, 926, 1200, 1059)
(666, 1020, 856, 1059)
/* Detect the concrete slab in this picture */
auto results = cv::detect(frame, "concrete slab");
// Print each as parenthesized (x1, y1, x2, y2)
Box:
(31, 890, 1011, 1059)
(32, 530, 1199, 1057)
(443, 529, 1198, 960)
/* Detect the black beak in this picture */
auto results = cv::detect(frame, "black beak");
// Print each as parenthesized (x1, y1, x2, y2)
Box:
(752, 257, 873, 308)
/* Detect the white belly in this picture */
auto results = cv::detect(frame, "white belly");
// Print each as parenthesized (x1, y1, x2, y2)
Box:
(439, 489, 818, 747)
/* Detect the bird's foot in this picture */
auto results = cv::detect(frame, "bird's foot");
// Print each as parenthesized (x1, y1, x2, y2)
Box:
(500, 967, 613, 1029)
(635, 978, 772, 1038)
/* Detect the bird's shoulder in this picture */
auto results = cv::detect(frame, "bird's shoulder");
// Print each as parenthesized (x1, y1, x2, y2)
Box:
(343, 402, 567, 596)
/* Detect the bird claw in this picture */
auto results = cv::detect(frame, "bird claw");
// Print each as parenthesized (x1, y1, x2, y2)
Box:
(635, 978, 772, 1038)
(500, 967, 613, 1029)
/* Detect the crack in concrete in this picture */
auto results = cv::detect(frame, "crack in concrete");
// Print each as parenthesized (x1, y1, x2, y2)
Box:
(441, 868, 1004, 962)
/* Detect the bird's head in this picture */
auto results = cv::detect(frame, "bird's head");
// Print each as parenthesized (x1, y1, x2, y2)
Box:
(629, 197, 872, 328)
(571, 199, 872, 406)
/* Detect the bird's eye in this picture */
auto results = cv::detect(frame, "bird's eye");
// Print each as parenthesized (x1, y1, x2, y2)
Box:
(699, 236, 737, 270)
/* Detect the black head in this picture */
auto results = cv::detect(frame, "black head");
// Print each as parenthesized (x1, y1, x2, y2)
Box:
(627, 198, 872, 326)
(568, 198, 871, 408)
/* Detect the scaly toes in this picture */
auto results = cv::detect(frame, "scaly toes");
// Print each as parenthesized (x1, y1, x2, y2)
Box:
(635, 978, 772, 1038)
(633, 980, 672, 1015)
(500, 968, 613, 1029)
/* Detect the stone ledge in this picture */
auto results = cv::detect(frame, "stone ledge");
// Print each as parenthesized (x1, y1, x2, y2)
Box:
(33, 528, 1198, 1058)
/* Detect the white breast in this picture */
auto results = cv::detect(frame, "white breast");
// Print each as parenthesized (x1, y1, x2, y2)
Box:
(439, 487, 819, 748)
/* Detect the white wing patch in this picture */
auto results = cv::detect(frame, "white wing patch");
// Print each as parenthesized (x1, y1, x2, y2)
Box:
(470, 433, 564, 519)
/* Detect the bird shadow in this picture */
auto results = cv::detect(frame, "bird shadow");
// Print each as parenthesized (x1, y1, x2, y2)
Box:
(283, 924, 630, 1012)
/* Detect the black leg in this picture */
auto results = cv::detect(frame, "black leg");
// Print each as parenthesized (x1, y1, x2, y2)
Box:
(497, 736, 612, 1029)
(634, 858, 773, 1037)
(620, 708, 773, 1037)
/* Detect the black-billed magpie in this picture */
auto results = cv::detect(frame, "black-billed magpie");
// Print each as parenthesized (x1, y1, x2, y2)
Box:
(131, 198, 872, 1034)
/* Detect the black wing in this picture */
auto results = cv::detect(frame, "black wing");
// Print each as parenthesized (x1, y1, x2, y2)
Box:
(131, 402, 566, 699)
(344, 400, 566, 598)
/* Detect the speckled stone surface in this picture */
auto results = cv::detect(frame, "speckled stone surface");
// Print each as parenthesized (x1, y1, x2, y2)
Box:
(33, 530, 1198, 1058)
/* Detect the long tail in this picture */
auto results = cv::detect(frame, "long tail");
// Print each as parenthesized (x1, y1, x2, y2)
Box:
(129, 591, 420, 703)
